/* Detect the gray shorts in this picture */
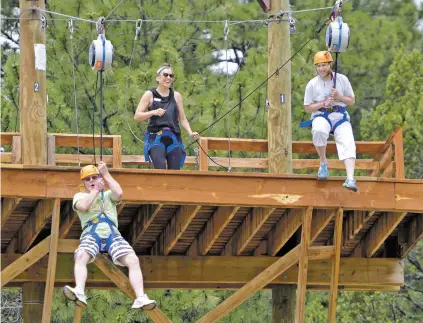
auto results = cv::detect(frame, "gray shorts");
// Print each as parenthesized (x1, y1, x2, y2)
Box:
(75, 234, 135, 266)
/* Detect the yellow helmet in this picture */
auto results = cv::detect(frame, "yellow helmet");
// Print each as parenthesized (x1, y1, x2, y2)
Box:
(314, 51, 333, 65)
(80, 165, 99, 180)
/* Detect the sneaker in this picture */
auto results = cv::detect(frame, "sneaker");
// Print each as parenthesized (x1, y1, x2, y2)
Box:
(317, 163, 329, 180)
(132, 294, 157, 311)
(63, 285, 87, 308)
(343, 179, 358, 192)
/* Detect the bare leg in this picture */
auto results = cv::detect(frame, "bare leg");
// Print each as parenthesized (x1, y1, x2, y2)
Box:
(344, 157, 356, 180)
(74, 250, 91, 292)
(315, 145, 328, 164)
(118, 253, 144, 298)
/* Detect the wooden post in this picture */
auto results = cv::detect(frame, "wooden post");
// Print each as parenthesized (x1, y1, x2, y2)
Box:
(42, 199, 60, 323)
(19, 0, 47, 165)
(272, 285, 295, 323)
(393, 128, 405, 179)
(22, 282, 45, 323)
(264, 0, 294, 321)
(267, 0, 292, 174)
(198, 138, 209, 171)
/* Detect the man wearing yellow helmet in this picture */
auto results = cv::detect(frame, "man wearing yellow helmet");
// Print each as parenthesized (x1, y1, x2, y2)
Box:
(302, 50, 358, 192)
(63, 161, 156, 310)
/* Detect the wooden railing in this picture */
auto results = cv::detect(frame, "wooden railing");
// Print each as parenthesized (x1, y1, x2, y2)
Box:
(0, 127, 405, 178)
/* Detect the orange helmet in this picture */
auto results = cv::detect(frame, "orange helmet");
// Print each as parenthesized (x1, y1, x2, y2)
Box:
(314, 51, 333, 65)
(80, 165, 99, 180)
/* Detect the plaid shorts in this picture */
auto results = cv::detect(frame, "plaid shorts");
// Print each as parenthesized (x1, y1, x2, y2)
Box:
(75, 234, 135, 266)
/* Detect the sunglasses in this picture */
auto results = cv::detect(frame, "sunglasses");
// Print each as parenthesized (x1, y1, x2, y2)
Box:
(84, 175, 99, 182)
(162, 73, 174, 79)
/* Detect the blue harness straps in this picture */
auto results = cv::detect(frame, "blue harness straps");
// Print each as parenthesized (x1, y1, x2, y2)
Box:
(300, 105, 349, 134)
(144, 127, 186, 168)
(82, 213, 118, 253)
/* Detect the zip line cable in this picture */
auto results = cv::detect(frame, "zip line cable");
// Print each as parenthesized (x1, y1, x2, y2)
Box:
(105, 0, 127, 21)
(186, 5, 338, 151)
(69, 19, 81, 166)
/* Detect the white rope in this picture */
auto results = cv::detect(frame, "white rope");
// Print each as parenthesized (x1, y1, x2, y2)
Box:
(69, 19, 81, 166)
(33, 8, 96, 24)
(105, 0, 127, 21)
(122, 19, 145, 144)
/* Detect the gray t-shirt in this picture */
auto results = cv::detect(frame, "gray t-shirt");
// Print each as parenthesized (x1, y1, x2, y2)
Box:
(304, 73, 355, 122)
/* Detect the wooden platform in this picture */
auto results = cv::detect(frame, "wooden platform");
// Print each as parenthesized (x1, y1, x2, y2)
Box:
(1, 129, 422, 323)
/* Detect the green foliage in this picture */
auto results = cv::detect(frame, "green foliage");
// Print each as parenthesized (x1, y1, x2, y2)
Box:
(360, 49, 423, 178)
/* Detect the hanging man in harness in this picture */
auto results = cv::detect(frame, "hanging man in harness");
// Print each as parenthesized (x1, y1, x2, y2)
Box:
(134, 64, 199, 169)
(63, 162, 156, 310)
(301, 51, 358, 192)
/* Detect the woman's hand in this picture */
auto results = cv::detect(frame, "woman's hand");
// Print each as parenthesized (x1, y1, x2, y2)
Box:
(190, 132, 200, 141)
(153, 108, 166, 117)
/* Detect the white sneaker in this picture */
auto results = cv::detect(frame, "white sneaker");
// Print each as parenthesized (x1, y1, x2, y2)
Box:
(132, 294, 157, 311)
(63, 285, 87, 308)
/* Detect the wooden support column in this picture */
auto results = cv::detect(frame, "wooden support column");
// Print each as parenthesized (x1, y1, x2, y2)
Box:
(42, 199, 60, 323)
(22, 282, 45, 323)
(73, 306, 83, 323)
(272, 285, 295, 323)
(328, 208, 343, 323)
(19, 0, 47, 165)
(267, 0, 291, 174)
(295, 206, 312, 323)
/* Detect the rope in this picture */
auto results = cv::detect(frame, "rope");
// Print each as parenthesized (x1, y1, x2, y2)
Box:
(186, 10, 333, 151)
(68, 19, 81, 166)
(105, 0, 127, 21)
(123, 20, 145, 144)
(33, 8, 96, 24)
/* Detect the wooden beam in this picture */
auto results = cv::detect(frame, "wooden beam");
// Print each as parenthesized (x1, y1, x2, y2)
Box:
(152, 205, 201, 255)
(187, 206, 240, 256)
(342, 211, 374, 253)
(2, 252, 404, 287)
(311, 209, 336, 243)
(198, 138, 209, 171)
(328, 208, 343, 323)
(42, 199, 60, 323)
(352, 212, 407, 257)
(393, 128, 405, 179)
(74, 306, 83, 323)
(15, 199, 55, 253)
(94, 254, 172, 323)
(399, 214, 423, 257)
(3, 166, 423, 212)
(129, 204, 163, 246)
(1, 198, 22, 229)
(221, 207, 275, 256)
(1, 237, 51, 287)
(12, 135, 21, 164)
(196, 245, 301, 323)
(267, 208, 303, 256)
(112, 136, 122, 168)
(22, 282, 45, 323)
(59, 201, 78, 238)
(117, 202, 126, 215)
(295, 206, 312, 323)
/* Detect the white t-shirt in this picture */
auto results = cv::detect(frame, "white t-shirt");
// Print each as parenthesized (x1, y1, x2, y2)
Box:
(304, 72, 355, 122)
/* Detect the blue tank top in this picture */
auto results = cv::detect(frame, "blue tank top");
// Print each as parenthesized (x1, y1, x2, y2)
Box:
(147, 88, 181, 134)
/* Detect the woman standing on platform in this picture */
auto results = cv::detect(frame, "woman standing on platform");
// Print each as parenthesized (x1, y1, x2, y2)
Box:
(134, 64, 199, 169)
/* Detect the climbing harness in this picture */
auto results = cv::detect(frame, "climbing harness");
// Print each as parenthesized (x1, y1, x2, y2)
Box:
(82, 213, 118, 253)
(300, 105, 349, 134)
(144, 128, 186, 168)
